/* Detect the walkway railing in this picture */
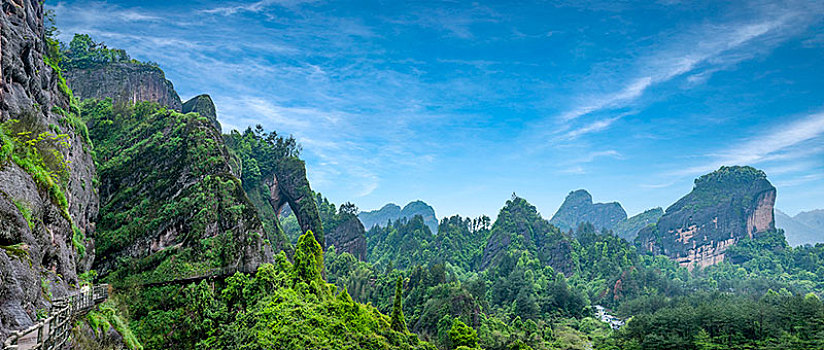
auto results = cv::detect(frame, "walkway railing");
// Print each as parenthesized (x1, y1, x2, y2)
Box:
(2, 284, 109, 350)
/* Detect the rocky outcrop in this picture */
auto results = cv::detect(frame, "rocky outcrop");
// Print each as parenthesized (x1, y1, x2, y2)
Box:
(87, 100, 272, 281)
(1, 0, 97, 341)
(326, 217, 367, 260)
(481, 195, 575, 275)
(612, 208, 664, 241)
(636, 166, 776, 269)
(550, 190, 627, 232)
(265, 156, 325, 247)
(65, 62, 182, 110)
(359, 200, 438, 233)
(182, 94, 221, 132)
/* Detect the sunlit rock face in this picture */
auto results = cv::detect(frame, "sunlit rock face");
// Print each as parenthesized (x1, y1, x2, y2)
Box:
(637, 166, 776, 269)
(65, 62, 183, 111)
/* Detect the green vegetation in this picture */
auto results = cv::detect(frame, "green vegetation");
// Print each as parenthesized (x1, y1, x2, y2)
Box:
(85, 300, 144, 350)
(12, 199, 34, 230)
(61, 34, 156, 70)
(119, 231, 433, 349)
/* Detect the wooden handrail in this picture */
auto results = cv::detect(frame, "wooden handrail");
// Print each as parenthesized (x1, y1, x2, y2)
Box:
(2, 284, 109, 350)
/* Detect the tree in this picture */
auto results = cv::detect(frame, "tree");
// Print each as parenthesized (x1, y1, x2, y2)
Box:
(448, 319, 478, 349)
(391, 276, 407, 332)
(293, 230, 325, 294)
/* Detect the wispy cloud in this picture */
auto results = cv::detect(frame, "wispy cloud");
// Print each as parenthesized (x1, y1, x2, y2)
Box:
(676, 112, 824, 176)
(201, 0, 315, 16)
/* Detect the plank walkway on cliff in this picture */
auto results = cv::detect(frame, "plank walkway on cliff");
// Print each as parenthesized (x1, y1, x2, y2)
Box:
(2, 284, 109, 350)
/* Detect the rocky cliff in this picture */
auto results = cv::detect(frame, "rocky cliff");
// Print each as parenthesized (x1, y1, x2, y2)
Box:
(359, 200, 438, 233)
(0, 0, 97, 341)
(550, 190, 627, 232)
(182, 94, 221, 132)
(65, 62, 182, 111)
(636, 166, 776, 269)
(326, 217, 367, 260)
(82, 98, 272, 282)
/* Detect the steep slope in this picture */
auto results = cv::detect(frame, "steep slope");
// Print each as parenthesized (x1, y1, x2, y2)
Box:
(637, 166, 776, 269)
(224, 127, 325, 250)
(316, 195, 367, 260)
(481, 195, 575, 275)
(776, 209, 824, 246)
(612, 208, 664, 241)
(550, 190, 627, 232)
(359, 200, 438, 233)
(0, 0, 98, 341)
(81, 99, 272, 282)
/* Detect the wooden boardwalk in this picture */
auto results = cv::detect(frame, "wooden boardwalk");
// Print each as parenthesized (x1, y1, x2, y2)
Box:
(2, 284, 109, 350)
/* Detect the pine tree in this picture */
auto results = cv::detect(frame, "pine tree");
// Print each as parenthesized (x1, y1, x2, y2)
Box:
(390, 276, 407, 332)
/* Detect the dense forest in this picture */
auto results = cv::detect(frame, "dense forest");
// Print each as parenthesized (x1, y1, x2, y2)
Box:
(1, 4, 823, 350)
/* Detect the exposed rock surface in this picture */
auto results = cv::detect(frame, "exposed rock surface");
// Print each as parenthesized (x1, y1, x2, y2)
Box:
(481, 195, 575, 275)
(326, 217, 367, 260)
(776, 209, 824, 246)
(182, 94, 221, 132)
(636, 166, 776, 269)
(265, 157, 325, 247)
(1, 0, 97, 341)
(65, 62, 182, 110)
(550, 190, 627, 232)
(87, 102, 273, 280)
(359, 200, 438, 233)
(612, 208, 664, 241)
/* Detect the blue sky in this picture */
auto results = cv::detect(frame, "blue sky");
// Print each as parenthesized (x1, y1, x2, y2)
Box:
(51, 0, 824, 219)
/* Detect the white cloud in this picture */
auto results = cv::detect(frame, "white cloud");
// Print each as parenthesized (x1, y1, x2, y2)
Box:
(676, 112, 824, 176)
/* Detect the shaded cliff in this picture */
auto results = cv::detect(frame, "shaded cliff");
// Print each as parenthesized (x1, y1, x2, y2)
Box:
(612, 208, 664, 241)
(224, 128, 325, 251)
(359, 200, 438, 233)
(182, 94, 220, 132)
(481, 195, 575, 275)
(550, 190, 627, 232)
(0, 0, 97, 341)
(636, 166, 776, 269)
(82, 99, 272, 282)
(326, 217, 367, 260)
(65, 62, 182, 111)
(315, 194, 366, 260)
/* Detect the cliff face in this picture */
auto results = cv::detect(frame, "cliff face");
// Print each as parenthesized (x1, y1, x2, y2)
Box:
(550, 190, 627, 232)
(637, 166, 776, 269)
(0, 0, 97, 341)
(65, 62, 182, 111)
(326, 217, 367, 260)
(83, 99, 272, 282)
(265, 157, 325, 247)
(359, 200, 438, 233)
(182, 94, 221, 132)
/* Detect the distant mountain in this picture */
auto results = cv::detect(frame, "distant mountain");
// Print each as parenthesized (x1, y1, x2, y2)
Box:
(776, 209, 824, 246)
(612, 208, 664, 241)
(637, 166, 776, 269)
(550, 190, 627, 232)
(358, 200, 438, 233)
